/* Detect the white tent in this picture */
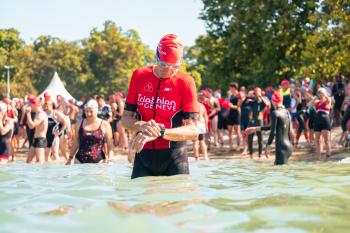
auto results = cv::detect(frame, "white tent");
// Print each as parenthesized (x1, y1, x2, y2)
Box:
(39, 72, 75, 101)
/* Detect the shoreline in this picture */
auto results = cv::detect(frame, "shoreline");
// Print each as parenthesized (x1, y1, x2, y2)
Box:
(8, 127, 350, 164)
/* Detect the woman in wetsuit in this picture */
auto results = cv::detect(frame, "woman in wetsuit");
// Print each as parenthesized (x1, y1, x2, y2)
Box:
(43, 100, 69, 162)
(247, 87, 270, 159)
(66, 99, 114, 164)
(246, 92, 293, 165)
(227, 83, 241, 151)
(339, 83, 350, 146)
(240, 91, 253, 155)
(0, 102, 14, 164)
(308, 88, 332, 160)
(294, 88, 312, 148)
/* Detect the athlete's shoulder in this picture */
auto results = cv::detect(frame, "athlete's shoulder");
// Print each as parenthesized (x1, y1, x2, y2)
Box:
(133, 66, 153, 77)
(173, 71, 196, 88)
(39, 111, 47, 118)
(174, 71, 193, 81)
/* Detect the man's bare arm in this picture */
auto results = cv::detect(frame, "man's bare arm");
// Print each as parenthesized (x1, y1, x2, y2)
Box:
(66, 121, 81, 164)
(26, 112, 43, 129)
(103, 121, 114, 161)
(163, 118, 198, 141)
(0, 118, 13, 135)
(121, 110, 146, 132)
(261, 96, 270, 108)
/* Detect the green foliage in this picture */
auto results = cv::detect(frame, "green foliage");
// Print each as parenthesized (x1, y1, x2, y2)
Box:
(298, 0, 350, 79)
(192, 0, 349, 92)
(195, 0, 319, 90)
(84, 20, 153, 94)
(0, 21, 153, 98)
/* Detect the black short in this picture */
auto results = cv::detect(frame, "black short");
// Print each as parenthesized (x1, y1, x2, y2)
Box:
(131, 147, 189, 179)
(32, 137, 47, 148)
(218, 115, 228, 130)
(13, 123, 19, 136)
(228, 112, 240, 125)
(198, 134, 204, 141)
(111, 118, 121, 133)
(47, 134, 55, 148)
(26, 127, 35, 147)
(314, 111, 331, 132)
(240, 120, 250, 131)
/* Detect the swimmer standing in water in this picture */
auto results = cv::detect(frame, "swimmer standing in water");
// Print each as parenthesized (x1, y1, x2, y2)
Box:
(246, 92, 293, 165)
(25, 97, 48, 164)
(0, 102, 14, 164)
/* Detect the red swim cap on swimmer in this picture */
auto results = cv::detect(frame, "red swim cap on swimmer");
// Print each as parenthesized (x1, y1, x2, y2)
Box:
(27, 95, 35, 101)
(157, 34, 184, 65)
(3, 98, 11, 105)
(44, 92, 51, 100)
(116, 92, 123, 98)
(271, 91, 283, 104)
(29, 97, 41, 106)
(281, 79, 290, 87)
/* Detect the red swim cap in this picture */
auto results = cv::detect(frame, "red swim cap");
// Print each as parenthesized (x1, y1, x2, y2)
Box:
(271, 91, 283, 104)
(3, 98, 11, 105)
(29, 97, 41, 106)
(157, 34, 183, 64)
(116, 92, 123, 98)
(281, 79, 290, 86)
(27, 95, 35, 101)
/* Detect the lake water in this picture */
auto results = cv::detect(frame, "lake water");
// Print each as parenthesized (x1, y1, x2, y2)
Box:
(1, 159, 350, 233)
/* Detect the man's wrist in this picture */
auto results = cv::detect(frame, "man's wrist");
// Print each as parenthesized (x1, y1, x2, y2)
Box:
(159, 127, 165, 139)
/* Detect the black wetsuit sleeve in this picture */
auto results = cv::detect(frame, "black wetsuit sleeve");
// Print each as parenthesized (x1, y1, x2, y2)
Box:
(260, 124, 271, 131)
(341, 105, 350, 131)
(266, 111, 277, 146)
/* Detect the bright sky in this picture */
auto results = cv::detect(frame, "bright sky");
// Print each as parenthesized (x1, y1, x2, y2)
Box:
(0, 0, 206, 49)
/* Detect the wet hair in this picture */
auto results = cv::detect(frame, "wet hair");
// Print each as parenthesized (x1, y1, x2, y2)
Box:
(230, 82, 238, 89)
(96, 95, 105, 100)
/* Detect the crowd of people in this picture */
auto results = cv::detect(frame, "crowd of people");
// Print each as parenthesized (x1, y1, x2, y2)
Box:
(1, 75, 349, 165)
(0, 92, 128, 164)
(194, 75, 350, 162)
(0, 34, 349, 175)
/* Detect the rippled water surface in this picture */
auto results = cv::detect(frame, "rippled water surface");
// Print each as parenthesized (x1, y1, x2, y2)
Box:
(1, 159, 350, 233)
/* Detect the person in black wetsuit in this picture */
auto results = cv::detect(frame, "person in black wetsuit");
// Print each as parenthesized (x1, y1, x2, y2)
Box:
(247, 87, 270, 159)
(227, 83, 241, 151)
(340, 83, 350, 147)
(332, 75, 346, 125)
(43, 100, 69, 162)
(240, 91, 253, 155)
(0, 102, 14, 164)
(20, 96, 36, 154)
(246, 92, 293, 165)
(294, 88, 311, 148)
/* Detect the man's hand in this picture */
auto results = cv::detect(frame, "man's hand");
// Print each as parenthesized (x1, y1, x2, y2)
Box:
(245, 127, 258, 135)
(26, 106, 32, 113)
(140, 120, 164, 137)
(53, 131, 60, 137)
(129, 132, 157, 153)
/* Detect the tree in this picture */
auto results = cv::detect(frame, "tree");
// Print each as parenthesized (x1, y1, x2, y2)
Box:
(298, 0, 350, 79)
(194, 0, 319, 91)
(84, 20, 153, 95)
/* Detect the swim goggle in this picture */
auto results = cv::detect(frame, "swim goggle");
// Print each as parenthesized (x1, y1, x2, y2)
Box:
(156, 48, 182, 69)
